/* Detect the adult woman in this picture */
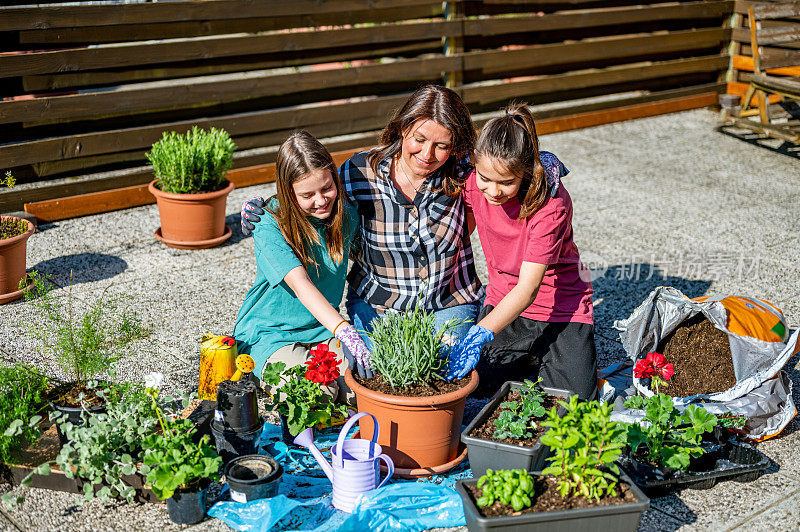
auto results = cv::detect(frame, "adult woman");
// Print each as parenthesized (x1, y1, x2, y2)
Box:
(243, 84, 484, 344)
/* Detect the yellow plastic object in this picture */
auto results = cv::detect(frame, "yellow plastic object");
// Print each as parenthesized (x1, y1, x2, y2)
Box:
(693, 295, 791, 344)
(198, 334, 237, 400)
(231, 354, 255, 382)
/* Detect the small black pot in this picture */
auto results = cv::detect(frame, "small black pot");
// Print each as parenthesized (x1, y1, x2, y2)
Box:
(216, 379, 259, 431)
(51, 402, 107, 446)
(166, 482, 208, 525)
(224, 454, 283, 503)
(211, 419, 264, 465)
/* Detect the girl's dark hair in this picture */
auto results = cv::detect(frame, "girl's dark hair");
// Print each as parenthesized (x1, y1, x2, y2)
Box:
(368, 84, 476, 196)
(268, 130, 346, 269)
(475, 102, 546, 219)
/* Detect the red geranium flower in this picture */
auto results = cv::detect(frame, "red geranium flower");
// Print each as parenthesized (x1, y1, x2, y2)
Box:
(634, 352, 674, 394)
(304, 343, 341, 384)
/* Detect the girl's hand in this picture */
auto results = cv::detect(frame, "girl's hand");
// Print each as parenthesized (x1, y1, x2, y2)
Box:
(335, 324, 374, 379)
(444, 325, 494, 381)
(240, 197, 266, 236)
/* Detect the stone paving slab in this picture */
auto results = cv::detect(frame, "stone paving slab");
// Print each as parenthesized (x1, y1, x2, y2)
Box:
(1, 108, 799, 531)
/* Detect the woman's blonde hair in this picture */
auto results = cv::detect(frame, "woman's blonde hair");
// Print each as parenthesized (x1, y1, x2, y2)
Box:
(475, 102, 547, 219)
(268, 130, 346, 269)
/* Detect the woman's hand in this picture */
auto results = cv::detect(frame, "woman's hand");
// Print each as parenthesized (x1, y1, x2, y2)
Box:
(335, 324, 374, 379)
(444, 325, 494, 380)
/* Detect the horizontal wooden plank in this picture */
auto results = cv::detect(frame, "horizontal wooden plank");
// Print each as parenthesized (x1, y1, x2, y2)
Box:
(753, 3, 800, 20)
(0, 20, 460, 79)
(19, 4, 445, 44)
(0, 55, 459, 125)
(732, 54, 800, 74)
(757, 24, 800, 45)
(0, 0, 441, 31)
(16, 87, 722, 219)
(464, 28, 731, 74)
(0, 94, 410, 168)
(759, 47, 800, 69)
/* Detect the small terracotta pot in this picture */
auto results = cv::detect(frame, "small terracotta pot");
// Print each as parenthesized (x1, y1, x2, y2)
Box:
(344, 368, 478, 470)
(0, 216, 35, 304)
(149, 180, 234, 248)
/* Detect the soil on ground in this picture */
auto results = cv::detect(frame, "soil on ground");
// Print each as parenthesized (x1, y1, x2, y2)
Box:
(47, 382, 105, 408)
(466, 475, 637, 518)
(468, 390, 559, 446)
(354, 372, 470, 397)
(656, 314, 736, 396)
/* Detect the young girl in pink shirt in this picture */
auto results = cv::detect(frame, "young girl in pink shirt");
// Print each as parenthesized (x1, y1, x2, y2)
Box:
(445, 102, 598, 400)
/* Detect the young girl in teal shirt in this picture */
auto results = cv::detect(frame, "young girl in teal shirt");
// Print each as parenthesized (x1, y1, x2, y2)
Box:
(233, 131, 372, 404)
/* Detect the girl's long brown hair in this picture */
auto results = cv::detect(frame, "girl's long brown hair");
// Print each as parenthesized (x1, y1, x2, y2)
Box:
(268, 130, 346, 269)
(475, 102, 547, 219)
(369, 84, 476, 196)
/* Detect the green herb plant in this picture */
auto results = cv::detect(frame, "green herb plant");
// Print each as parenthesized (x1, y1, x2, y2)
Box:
(140, 382, 221, 501)
(262, 361, 348, 437)
(624, 393, 718, 471)
(493, 378, 547, 440)
(24, 271, 148, 386)
(0, 173, 28, 240)
(540, 396, 627, 501)
(146, 126, 236, 194)
(717, 415, 747, 429)
(0, 363, 49, 464)
(476, 469, 536, 512)
(367, 306, 464, 389)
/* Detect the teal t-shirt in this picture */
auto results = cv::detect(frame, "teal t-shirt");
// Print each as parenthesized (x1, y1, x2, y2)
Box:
(233, 198, 359, 375)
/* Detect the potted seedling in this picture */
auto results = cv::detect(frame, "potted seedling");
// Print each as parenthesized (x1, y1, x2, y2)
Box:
(461, 378, 572, 477)
(262, 344, 348, 443)
(0, 363, 50, 474)
(0, 172, 35, 304)
(23, 272, 148, 444)
(343, 306, 478, 474)
(146, 126, 236, 249)
(141, 381, 222, 525)
(457, 397, 649, 531)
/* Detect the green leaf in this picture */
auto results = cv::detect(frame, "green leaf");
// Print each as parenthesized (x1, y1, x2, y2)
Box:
(34, 463, 51, 476)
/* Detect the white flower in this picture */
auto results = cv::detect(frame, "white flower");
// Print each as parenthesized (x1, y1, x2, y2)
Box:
(441, 333, 457, 346)
(144, 372, 164, 390)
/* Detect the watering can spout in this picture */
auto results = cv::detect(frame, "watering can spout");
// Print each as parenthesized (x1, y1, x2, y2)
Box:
(292, 427, 333, 481)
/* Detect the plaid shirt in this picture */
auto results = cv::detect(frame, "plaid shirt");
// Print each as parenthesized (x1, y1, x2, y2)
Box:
(340, 150, 483, 312)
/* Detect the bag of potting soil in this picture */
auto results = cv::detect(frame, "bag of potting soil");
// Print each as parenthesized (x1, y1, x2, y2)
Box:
(613, 286, 799, 440)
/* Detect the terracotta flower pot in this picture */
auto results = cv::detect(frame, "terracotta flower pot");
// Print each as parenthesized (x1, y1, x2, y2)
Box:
(344, 368, 478, 471)
(0, 216, 35, 304)
(149, 180, 234, 249)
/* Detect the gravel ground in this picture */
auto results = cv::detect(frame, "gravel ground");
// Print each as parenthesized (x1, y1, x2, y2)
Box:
(1, 108, 799, 531)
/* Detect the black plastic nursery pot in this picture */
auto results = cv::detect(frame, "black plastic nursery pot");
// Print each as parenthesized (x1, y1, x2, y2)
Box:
(224, 454, 283, 503)
(166, 481, 209, 525)
(456, 471, 650, 532)
(216, 379, 260, 431)
(461, 382, 572, 478)
(51, 402, 107, 446)
(620, 436, 769, 495)
(211, 419, 264, 464)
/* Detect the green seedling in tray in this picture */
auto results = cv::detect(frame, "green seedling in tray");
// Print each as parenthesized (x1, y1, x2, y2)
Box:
(476, 469, 536, 511)
(493, 378, 547, 440)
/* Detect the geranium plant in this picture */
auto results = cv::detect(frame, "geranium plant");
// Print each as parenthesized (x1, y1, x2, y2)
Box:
(0, 363, 49, 464)
(262, 344, 348, 437)
(493, 378, 547, 440)
(634, 351, 674, 394)
(540, 396, 627, 500)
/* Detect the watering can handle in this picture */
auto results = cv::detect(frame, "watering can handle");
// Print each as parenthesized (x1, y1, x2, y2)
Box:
(376, 453, 394, 489)
(336, 412, 379, 468)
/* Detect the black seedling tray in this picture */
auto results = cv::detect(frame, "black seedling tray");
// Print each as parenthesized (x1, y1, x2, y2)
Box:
(619, 438, 769, 495)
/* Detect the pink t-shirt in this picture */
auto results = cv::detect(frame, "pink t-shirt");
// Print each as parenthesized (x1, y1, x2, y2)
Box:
(463, 170, 593, 324)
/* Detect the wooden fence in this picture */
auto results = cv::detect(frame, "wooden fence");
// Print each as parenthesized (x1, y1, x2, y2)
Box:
(0, 0, 735, 215)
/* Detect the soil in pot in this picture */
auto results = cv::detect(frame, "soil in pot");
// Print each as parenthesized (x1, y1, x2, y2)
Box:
(47, 382, 105, 408)
(465, 475, 638, 518)
(352, 372, 471, 397)
(468, 390, 560, 446)
(656, 314, 735, 396)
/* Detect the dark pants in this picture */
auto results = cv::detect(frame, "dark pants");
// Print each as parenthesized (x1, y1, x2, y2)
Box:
(474, 305, 599, 401)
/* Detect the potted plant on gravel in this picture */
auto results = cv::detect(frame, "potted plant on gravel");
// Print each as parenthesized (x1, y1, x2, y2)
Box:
(262, 344, 348, 442)
(343, 306, 478, 474)
(0, 363, 49, 474)
(461, 378, 573, 478)
(146, 126, 236, 249)
(457, 396, 649, 531)
(0, 172, 36, 304)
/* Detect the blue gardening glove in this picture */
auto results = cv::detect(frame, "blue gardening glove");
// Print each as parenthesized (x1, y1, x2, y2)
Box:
(444, 325, 494, 381)
(240, 196, 265, 236)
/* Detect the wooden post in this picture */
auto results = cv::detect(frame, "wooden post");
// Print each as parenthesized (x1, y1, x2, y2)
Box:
(443, 1, 464, 91)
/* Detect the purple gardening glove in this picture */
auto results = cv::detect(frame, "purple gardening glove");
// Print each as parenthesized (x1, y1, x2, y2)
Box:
(540, 151, 569, 197)
(240, 196, 265, 236)
(444, 325, 494, 381)
(335, 324, 374, 379)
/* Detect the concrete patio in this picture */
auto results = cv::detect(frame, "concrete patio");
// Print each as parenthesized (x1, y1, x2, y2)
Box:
(1, 108, 799, 531)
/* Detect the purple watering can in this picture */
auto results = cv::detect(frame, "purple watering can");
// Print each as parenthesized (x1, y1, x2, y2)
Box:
(292, 412, 394, 513)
